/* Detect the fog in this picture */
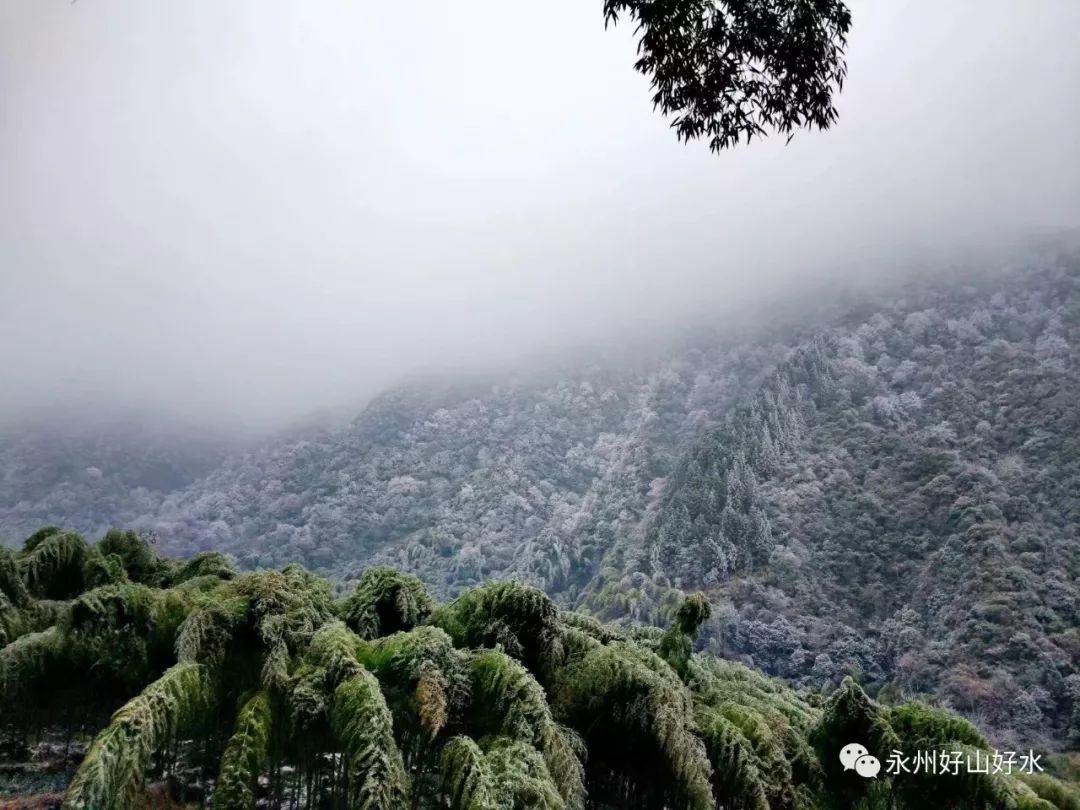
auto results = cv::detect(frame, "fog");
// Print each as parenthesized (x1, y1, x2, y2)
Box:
(2, 0, 1078, 432)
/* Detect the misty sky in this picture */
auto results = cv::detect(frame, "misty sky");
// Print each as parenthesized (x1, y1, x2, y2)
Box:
(2, 0, 1078, 431)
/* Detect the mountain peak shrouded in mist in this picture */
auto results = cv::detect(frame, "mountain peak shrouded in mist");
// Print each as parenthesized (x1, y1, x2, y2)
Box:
(3, 259, 1079, 751)
(2, 1, 1078, 432)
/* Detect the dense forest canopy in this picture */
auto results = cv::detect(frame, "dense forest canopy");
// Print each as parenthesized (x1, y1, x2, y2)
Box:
(2, 528, 1078, 809)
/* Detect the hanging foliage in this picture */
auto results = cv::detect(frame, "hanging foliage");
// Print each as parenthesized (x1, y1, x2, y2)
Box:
(212, 691, 272, 810)
(63, 663, 213, 810)
(1, 526, 1076, 810)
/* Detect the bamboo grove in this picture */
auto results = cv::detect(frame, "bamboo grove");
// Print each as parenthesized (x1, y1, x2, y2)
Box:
(1, 528, 1078, 810)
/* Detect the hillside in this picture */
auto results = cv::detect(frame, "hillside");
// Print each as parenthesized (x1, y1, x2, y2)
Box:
(1, 254, 1078, 751)
(642, 260, 1080, 750)
(0, 421, 232, 542)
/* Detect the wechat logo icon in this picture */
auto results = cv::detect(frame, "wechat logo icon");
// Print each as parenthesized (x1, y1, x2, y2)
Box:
(840, 743, 881, 778)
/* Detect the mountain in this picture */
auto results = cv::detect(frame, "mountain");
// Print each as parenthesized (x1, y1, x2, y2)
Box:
(1, 251, 1078, 750)
(0, 419, 232, 542)
(643, 259, 1080, 750)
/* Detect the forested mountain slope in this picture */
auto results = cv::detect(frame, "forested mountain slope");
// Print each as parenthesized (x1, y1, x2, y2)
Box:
(0, 422, 231, 542)
(143, 341, 791, 593)
(642, 260, 1080, 750)
(1, 254, 1078, 750)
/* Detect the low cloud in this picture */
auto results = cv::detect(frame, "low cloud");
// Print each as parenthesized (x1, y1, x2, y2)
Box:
(1, 0, 1077, 431)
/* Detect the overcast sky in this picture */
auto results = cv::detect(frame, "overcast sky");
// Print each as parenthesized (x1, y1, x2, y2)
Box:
(1, 0, 1078, 431)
